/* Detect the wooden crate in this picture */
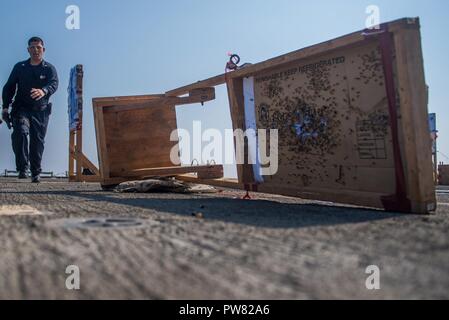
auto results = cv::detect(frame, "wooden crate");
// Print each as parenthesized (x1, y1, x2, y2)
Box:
(93, 91, 223, 188)
(167, 18, 436, 214)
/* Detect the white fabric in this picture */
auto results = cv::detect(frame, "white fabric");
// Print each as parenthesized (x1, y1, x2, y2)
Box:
(243, 77, 264, 183)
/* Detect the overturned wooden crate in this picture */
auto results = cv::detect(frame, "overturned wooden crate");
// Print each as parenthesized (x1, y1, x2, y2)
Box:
(93, 17, 435, 214)
(92, 90, 224, 189)
(168, 17, 436, 214)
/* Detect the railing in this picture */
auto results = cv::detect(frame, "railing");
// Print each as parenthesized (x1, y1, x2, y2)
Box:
(2, 170, 64, 178)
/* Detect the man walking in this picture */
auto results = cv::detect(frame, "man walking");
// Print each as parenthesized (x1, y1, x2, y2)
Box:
(2, 37, 58, 183)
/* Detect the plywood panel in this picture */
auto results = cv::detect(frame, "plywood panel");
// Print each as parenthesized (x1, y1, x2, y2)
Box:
(253, 40, 397, 198)
(99, 102, 179, 178)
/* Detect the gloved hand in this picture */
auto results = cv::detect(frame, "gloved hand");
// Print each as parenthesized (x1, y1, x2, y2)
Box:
(2, 108, 12, 129)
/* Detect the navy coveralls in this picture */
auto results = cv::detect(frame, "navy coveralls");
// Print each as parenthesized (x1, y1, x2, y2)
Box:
(2, 59, 58, 176)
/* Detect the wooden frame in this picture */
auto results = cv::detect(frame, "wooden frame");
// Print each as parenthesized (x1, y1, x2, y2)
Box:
(92, 90, 223, 188)
(68, 65, 101, 183)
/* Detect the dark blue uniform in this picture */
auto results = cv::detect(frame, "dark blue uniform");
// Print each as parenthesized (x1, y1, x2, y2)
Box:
(2, 59, 58, 176)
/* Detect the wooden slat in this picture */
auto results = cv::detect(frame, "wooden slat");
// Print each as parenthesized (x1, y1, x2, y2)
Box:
(93, 94, 165, 108)
(102, 88, 215, 113)
(257, 184, 386, 209)
(227, 77, 255, 185)
(68, 131, 75, 179)
(102, 173, 230, 188)
(93, 104, 110, 182)
(196, 165, 224, 179)
(177, 175, 390, 208)
(123, 165, 224, 178)
(69, 147, 100, 176)
(75, 131, 82, 181)
(166, 74, 226, 97)
(176, 174, 242, 189)
(393, 24, 436, 213)
(80, 155, 100, 176)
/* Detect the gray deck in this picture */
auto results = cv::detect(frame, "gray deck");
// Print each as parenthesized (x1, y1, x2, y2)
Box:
(0, 178, 448, 299)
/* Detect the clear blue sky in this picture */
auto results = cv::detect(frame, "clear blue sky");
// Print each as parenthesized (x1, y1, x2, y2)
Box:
(1, 0, 448, 177)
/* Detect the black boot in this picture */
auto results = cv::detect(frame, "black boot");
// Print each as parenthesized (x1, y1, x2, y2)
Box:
(31, 174, 41, 184)
(18, 171, 28, 179)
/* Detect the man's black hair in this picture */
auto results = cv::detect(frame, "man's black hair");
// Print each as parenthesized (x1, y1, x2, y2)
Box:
(28, 37, 44, 46)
